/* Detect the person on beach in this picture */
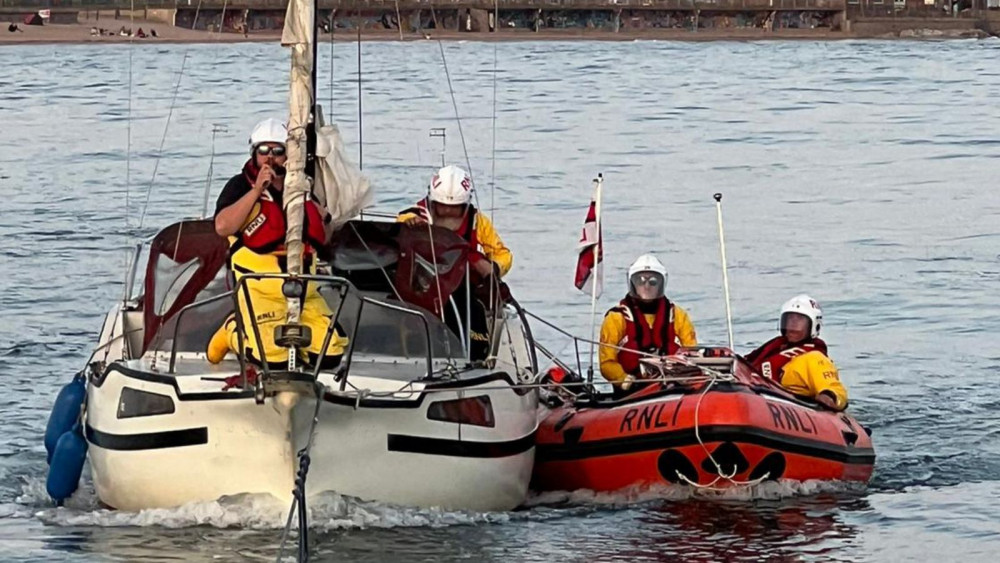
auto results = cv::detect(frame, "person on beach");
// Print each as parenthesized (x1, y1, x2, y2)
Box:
(207, 118, 346, 368)
(599, 253, 698, 395)
(744, 295, 848, 411)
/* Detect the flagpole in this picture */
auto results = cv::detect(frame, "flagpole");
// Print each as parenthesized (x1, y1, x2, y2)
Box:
(714, 193, 735, 351)
(587, 174, 603, 384)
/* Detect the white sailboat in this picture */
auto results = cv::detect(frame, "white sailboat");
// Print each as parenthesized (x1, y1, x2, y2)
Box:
(46, 0, 540, 513)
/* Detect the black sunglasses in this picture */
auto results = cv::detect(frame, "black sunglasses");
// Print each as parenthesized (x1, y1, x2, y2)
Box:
(256, 145, 286, 156)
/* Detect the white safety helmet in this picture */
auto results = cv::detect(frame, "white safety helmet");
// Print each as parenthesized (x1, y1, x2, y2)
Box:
(248, 118, 287, 151)
(627, 253, 667, 299)
(779, 294, 823, 339)
(429, 165, 473, 206)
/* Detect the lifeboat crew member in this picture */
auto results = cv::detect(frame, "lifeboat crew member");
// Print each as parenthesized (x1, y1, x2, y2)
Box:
(398, 165, 512, 360)
(207, 118, 347, 368)
(744, 294, 848, 411)
(599, 253, 698, 394)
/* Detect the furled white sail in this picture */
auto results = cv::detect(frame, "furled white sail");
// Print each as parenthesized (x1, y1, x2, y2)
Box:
(280, 0, 314, 281)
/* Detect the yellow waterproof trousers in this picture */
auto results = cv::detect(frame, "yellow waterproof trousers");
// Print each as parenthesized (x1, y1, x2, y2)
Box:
(208, 248, 347, 366)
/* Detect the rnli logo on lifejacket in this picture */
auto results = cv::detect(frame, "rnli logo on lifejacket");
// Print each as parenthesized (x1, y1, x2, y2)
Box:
(244, 214, 266, 238)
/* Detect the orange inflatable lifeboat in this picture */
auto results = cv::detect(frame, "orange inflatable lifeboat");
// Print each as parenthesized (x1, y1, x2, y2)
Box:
(532, 350, 875, 492)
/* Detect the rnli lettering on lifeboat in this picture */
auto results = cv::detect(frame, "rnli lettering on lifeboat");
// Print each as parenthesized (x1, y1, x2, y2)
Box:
(619, 401, 680, 433)
(767, 403, 817, 434)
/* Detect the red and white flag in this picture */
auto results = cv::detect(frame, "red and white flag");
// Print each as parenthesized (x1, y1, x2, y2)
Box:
(574, 177, 603, 297)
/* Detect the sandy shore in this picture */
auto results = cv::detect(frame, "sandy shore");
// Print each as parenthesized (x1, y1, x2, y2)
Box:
(1, 20, 992, 45)
(0, 20, 280, 44)
(0, 20, 862, 45)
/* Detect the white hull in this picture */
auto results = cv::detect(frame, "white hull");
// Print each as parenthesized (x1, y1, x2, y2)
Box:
(310, 375, 536, 511)
(86, 361, 536, 512)
(87, 367, 297, 510)
(80, 220, 541, 513)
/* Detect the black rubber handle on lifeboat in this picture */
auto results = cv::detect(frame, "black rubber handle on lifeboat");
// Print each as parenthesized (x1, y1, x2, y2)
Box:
(841, 429, 859, 446)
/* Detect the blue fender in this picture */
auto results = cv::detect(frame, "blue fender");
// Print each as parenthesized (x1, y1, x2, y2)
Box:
(44, 373, 86, 464)
(46, 422, 88, 505)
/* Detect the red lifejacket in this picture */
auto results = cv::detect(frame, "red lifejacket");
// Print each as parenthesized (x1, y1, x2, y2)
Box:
(745, 336, 828, 382)
(235, 160, 327, 255)
(613, 296, 677, 376)
(407, 199, 486, 267)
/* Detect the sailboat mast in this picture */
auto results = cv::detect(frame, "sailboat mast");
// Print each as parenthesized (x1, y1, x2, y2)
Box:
(306, 0, 318, 180)
(283, 0, 317, 283)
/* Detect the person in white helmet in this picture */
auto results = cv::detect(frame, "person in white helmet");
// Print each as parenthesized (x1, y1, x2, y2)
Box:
(399, 165, 512, 279)
(744, 295, 847, 411)
(214, 118, 292, 238)
(207, 118, 346, 368)
(599, 253, 698, 394)
(398, 165, 512, 360)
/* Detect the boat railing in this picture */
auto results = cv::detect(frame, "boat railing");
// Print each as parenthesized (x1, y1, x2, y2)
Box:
(339, 295, 434, 391)
(162, 270, 464, 387)
(167, 290, 236, 374)
(225, 273, 461, 382)
(522, 308, 741, 385)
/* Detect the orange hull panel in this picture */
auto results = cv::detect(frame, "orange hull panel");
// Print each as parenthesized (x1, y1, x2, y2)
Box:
(533, 383, 875, 492)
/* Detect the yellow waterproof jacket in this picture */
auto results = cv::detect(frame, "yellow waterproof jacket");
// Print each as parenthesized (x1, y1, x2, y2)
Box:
(397, 207, 513, 277)
(599, 304, 697, 385)
(211, 219, 346, 365)
(779, 351, 849, 411)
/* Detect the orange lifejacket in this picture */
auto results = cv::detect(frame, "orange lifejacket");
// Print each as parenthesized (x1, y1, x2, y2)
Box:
(614, 296, 677, 376)
(745, 336, 828, 381)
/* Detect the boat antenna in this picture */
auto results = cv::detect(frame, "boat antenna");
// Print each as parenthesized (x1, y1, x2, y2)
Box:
(328, 8, 334, 113)
(430, 127, 446, 167)
(714, 193, 735, 351)
(201, 124, 227, 218)
(357, 9, 363, 169)
(308, 0, 319, 178)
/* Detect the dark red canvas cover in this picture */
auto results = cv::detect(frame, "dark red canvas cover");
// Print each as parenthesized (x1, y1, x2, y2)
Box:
(141, 220, 229, 352)
(328, 220, 469, 317)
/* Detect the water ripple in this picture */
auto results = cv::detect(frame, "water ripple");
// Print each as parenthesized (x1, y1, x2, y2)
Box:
(1, 38, 999, 562)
